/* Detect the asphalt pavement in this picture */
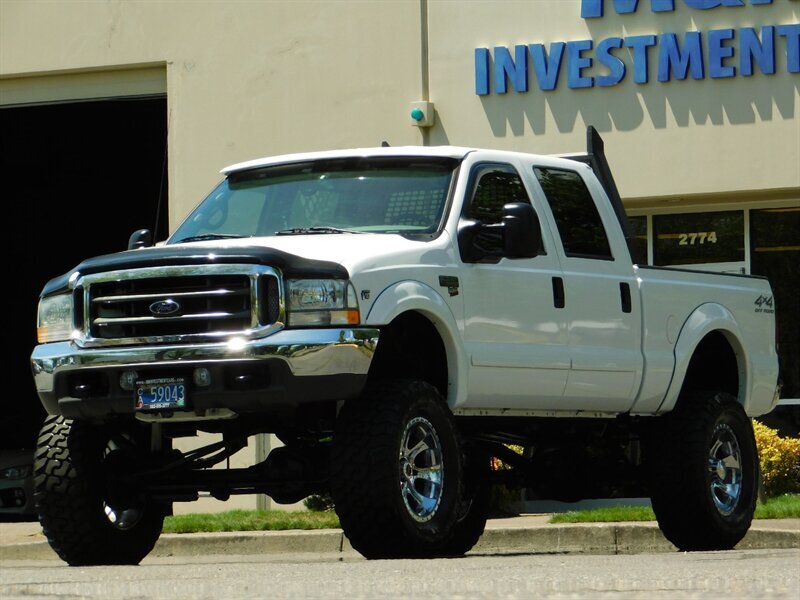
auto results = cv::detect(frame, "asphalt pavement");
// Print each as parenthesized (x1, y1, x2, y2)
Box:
(4, 549, 800, 599)
(1, 515, 798, 562)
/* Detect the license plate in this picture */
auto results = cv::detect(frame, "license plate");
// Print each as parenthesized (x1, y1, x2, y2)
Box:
(135, 377, 187, 411)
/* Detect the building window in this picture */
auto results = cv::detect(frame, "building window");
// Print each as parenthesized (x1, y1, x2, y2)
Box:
(635, 204, 797, 400)
(628, 215, 648, 265)
(653, 211, 744, 266)
(751, 207, 800, 399)
(534, 167, 613, 260)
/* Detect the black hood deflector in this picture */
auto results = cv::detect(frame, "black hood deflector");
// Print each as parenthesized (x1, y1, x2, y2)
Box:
(41, 245, 349, 297)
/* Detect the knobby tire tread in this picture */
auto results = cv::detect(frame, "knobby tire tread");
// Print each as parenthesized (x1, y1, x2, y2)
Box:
(647, 392, 757, 551)
(330, 380, 463, 559)
(34, 415, 164, 566)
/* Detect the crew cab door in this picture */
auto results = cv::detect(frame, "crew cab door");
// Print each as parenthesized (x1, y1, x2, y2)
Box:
(457, 160, 570, 409)
(532, 165, 643, 412)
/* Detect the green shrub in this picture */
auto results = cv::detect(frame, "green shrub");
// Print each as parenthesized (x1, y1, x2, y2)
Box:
(489, 444, 524, 516)
(753, 420, 800, 497)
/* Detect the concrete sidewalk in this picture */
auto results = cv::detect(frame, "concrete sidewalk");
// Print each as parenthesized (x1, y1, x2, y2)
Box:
(2, 515, 798, 562)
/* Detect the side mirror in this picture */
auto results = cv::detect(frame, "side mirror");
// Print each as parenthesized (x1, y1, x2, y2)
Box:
(502, 202, 543, 259)
(457, 202, 543, 263)
(128, 229, 153, 250)
(457, 219, 502, 263)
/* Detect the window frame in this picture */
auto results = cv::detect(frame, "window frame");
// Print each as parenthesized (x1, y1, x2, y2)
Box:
(461, 162, 533, 224)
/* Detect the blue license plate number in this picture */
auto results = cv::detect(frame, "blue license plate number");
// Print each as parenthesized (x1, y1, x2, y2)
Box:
(135, 378, 187, 411)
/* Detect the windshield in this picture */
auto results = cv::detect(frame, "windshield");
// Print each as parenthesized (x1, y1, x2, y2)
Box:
(169, 157, 459, 244)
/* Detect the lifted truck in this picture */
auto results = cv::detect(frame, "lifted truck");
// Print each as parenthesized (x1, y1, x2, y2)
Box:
(31, 128, 780, 564)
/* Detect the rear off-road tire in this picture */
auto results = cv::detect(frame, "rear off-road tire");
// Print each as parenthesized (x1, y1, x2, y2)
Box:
(647, 392, 758, 551)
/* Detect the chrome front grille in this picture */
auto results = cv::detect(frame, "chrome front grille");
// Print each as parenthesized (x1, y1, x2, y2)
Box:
(91, 274, 251, 339)
(77, 264, 283, 347)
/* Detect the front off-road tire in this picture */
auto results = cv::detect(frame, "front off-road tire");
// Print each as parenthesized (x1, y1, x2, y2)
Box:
(331, 380, 464, 559)
(34, 416, 166, 566)
(648, 392, 758, 551)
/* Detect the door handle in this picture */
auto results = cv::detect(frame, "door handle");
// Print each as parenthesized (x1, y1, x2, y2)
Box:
(552, 277, 565, 309)
(620, 282, 632, 313)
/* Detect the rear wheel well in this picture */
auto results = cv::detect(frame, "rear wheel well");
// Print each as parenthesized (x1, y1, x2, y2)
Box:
(678, 331, 740, 406)
(367, 311, 448, 398)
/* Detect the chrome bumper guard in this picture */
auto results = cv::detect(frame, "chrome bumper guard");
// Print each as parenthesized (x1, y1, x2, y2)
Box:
(31, 328, 379, 419)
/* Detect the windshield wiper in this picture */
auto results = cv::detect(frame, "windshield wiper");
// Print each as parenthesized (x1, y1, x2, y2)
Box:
(173, 233, 249, 243)
(275, 226, 363, 236)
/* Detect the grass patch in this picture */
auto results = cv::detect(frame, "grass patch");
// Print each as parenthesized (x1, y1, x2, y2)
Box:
(160, 496, 800, 533)
(549, 495, 800, 524)
(549, 505, 655, 524)
(162, 509, 340, 534)
(755, 494, 800, 519)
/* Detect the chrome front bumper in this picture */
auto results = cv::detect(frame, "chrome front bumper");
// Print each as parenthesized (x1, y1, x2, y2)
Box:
(31, 328, 379, 419)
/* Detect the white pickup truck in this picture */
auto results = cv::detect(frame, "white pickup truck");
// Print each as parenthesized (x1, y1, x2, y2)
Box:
(31, 128, 780, 564)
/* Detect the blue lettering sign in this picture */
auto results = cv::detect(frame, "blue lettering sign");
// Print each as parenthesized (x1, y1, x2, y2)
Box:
(530, 43, 566, 91)
(684, 0, 744, 9)
(740, 27, 775, 76)
(596, 37, 627, 86)
(581, 0, 675, 18)
(567, 40, 595, 88)
(582, 0, 771, 18)
(658, 32, 704, 81)
(777, 24, 800, 73)
(474, 0, 787, 95)
(625, 35, 658, 83)
(708, 28, 736, 78)
(495, 45, 529, 93)
(475, 48, 490, 95)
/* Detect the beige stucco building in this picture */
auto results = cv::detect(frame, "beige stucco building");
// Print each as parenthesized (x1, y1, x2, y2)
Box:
(2, 0, 797, 512)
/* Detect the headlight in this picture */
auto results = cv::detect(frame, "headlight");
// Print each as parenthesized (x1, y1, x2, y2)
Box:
(286, 279, 360, 327)
(37, 293, 74, 343)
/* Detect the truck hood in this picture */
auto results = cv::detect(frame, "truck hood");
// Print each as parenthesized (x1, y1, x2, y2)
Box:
(40, 233, 439, 297)
(166, 233, 438, 273)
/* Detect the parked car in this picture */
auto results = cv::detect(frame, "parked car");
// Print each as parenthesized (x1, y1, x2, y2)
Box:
(0, 449, 36, 521)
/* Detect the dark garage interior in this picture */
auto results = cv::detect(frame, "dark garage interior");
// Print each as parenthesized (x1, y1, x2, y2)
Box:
(0, 96, 168, 451)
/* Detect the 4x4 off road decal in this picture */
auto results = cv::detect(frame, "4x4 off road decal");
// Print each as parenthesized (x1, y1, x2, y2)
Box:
(754, 295, 774, 314)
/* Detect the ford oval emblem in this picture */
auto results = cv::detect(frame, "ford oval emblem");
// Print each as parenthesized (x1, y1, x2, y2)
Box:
(149, 299, 181, 317)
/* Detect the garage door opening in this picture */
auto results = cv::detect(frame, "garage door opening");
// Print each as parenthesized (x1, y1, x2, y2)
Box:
(1, 96, 168, 450)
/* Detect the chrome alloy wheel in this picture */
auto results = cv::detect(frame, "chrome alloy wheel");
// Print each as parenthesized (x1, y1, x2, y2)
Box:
(103, 503, 145, 530)
(102, 442, 146, 531)
(707, 423, 743, 516)
(399, 416, 444, 522)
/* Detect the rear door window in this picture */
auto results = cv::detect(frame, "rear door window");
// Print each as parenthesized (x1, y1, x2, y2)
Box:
(534, 167, 613, 260)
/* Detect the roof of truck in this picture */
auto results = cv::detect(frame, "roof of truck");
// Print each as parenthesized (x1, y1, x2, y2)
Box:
(221, 146, 477, 174)
(221, 145, 597, 179)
